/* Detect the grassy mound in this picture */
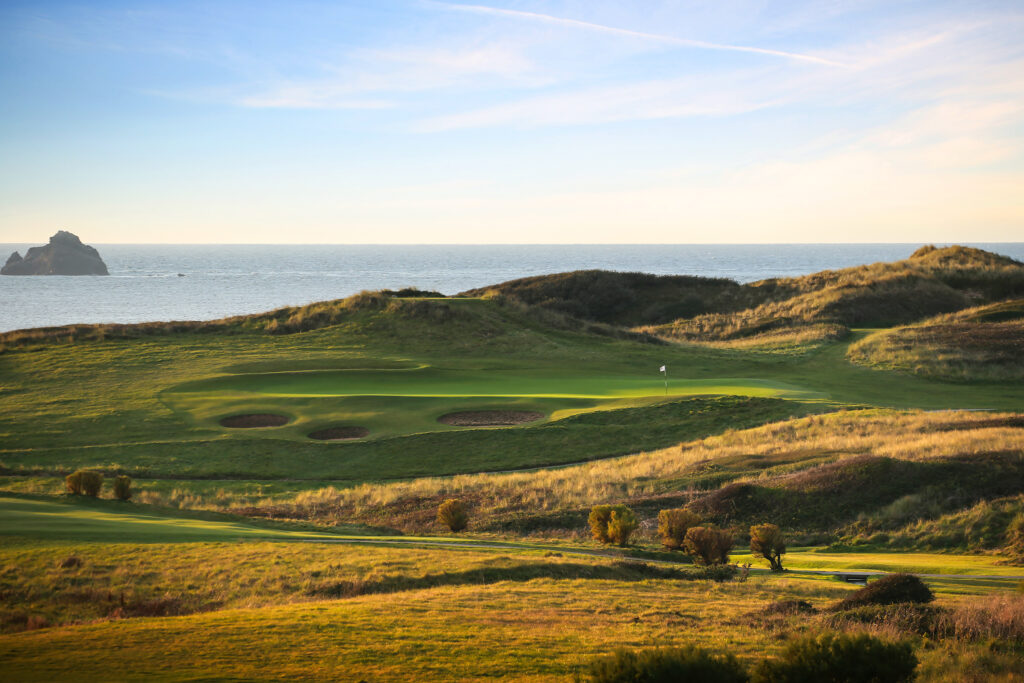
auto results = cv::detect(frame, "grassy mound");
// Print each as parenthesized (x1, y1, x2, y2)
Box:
(649, 246, 1024, 343)
(464, 246, 1024, 345)
(830, 574, 933, 611)
(848, 298, 1024, 381)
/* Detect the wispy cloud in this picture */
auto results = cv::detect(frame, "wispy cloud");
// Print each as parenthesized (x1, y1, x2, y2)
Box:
(433, 1, 849, 67)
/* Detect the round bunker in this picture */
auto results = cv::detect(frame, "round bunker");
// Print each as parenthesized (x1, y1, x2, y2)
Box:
(308, 426, 370, 441)
(438, 410, 545, 426)
(219, 413, 290, 428)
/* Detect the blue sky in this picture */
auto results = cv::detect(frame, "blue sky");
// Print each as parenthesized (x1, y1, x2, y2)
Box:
(1, 0, 1022, 243)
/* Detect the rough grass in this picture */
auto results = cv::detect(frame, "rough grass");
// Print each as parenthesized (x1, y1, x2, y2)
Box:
(848, 298, 1024, 381)
(0, 538, 723, 635)
(195, 410, 1024, 538)
(0, 536, 1020, 681)
(642, 246, 1024, 342)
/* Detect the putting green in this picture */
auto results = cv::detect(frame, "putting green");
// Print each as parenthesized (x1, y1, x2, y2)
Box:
(163, 363, 822, 441)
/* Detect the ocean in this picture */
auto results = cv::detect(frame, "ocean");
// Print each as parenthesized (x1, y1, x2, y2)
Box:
(2, 243, 1022, 333)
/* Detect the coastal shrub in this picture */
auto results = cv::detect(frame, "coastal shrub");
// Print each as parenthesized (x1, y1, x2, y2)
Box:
(589, 505, 638, 546)
(437, 499, 468, 532)
(607, 506, 639, 546)
(750, 524, 786, 572)
(657, 508, 701, 550)
(752, 632, 916, 683)
(65, 470, 103, 497)
(684, 526, 733, 565)
(113, 476, 132, 501)
(832, 573, 933, 611)
(586, 646, 748, 683)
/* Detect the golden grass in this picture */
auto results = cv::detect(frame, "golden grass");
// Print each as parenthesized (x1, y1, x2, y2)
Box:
(848, 299, 1024, 382)
(161, 409, 1024, 532)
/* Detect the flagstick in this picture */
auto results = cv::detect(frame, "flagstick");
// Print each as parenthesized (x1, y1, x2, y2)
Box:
(663, 366, 668, 395)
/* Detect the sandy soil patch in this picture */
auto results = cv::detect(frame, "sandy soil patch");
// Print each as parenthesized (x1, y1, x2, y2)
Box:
(438, 410, 545, 426)
(219, 413, 289, 428)
(308, 426, 370, 440)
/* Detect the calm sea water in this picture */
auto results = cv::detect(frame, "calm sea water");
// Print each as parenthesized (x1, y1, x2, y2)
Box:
(1, 243, 1022, 333)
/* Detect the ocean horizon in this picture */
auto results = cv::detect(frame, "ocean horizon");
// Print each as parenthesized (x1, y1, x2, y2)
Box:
(2, 242, 1022, 333)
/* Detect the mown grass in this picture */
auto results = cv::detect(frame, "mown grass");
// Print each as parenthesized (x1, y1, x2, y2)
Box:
(4, 296, 1024, 485)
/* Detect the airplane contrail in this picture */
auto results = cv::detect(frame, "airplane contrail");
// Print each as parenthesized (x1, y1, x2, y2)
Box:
(434, 2, 848, 68)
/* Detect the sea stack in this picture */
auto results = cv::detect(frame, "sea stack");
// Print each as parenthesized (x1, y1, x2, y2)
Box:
(1, 231, 109, 275)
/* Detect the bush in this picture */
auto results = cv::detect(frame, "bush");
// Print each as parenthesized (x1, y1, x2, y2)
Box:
(607, 507, 639, 546)
(113, 476, 132, 501)
(586, 645, 748, 683)
(589, 505, 638, 546)
(64, 471, 83, 495)
(752, 632, 916, 682)
(589, 505, 614, 543)
(65, 470, 102, 497)
(437, 499, 469, 532)
(684, 526, 733, 565)
(750, 524, 786, 572)
(832, 573, 933, 611)
(658, 508, 701, 550)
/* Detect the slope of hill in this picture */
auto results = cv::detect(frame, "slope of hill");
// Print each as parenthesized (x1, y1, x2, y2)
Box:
(848, 298, 1024, 381)
(463, 246, 1024, 346)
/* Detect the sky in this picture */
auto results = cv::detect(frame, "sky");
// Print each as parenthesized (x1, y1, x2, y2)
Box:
(1, 0, 1023, 244)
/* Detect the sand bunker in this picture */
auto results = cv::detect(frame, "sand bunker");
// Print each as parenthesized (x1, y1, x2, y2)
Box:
(438, 410, 545, 426)
(219, 413, 289, 428)
(308, 426, 370, 441)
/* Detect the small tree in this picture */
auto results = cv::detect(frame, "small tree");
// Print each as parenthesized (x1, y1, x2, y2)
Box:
(437, 499, 468, 532)
(590, 505, 638, 546)
(608, 507, 639, 547)
(684, 526, 733, 565)
(113, 476, 132, 501)
(750, 523, 786, 572)
(658, 508, 702, 550)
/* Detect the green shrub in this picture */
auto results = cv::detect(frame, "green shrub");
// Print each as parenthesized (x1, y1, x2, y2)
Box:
(65, 470, 102, 497)
(586, 645, 748, 683)
(607, 507, 639, 547)
(589, 505, 638, 546)
(113, 476, 132, 501)
(684, 526, 733, 565)
(589, 505, 614, 543)
(750, 523, 786, 572)
(752, 631, 916, 682)
(658, 508, 701, 550)
(832, 573, 933, 611)
(437, 499, 468, 532)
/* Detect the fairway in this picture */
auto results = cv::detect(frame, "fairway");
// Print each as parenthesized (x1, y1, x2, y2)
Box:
(163, 362, 820, 441)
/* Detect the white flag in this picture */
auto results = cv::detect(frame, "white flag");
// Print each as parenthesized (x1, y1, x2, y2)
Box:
(659, 365, 666, 372)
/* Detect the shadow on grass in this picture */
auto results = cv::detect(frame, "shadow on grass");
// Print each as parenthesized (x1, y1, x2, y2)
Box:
(308, 559, 734, 598)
